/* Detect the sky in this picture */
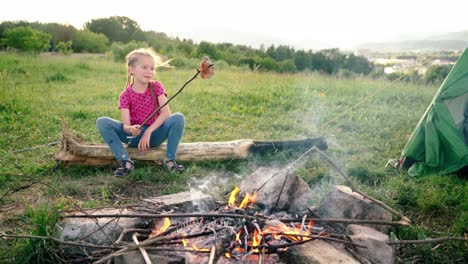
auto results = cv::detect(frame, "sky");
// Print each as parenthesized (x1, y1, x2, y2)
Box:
(1, 0, 467, 49)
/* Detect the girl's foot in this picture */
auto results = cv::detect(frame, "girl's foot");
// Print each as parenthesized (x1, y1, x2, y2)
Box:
(114, 160, 134, 177)
(163, 159, 185, 173)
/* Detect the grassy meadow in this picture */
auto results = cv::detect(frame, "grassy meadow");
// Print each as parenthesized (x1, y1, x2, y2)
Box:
(0, 52, 466, 263)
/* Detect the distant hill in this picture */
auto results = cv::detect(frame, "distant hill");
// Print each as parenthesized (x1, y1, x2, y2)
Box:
(355, 30, 468, 51)
(167, 26, 335, 51)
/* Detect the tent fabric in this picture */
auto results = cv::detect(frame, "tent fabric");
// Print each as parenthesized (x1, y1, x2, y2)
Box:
(401, 48, 468, 176)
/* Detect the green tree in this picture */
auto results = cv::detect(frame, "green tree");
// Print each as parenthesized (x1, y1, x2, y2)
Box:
(72, 30, 108, 53)
(344, 53, 374, 74)
(85, 16, 144, 43)
(0, 20, 32, 38)
(39, 23, 77, 51)
(1, 26, 51, 52)
(424, 65, 453, 84)
(275, 45, 295, 61)
(294, 50, 310, 71)
(176, 40, 194, 57)
(197, 41, 218, 60)
(145, 31, 172, 53)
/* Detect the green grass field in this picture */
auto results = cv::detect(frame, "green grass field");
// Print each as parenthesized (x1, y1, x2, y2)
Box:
(0, 52, 466, 263)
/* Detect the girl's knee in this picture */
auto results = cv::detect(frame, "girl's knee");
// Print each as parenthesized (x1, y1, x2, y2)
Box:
(96, 117, 111, 130)
(171, 113, 185, 126)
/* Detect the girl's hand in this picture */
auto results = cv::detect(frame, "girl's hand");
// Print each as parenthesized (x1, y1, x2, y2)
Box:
(129, 125, 141, 136)
(138, 131, 151, 151)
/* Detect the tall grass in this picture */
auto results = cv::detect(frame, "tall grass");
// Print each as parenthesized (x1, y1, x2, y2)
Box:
(0, 52, 465, 263)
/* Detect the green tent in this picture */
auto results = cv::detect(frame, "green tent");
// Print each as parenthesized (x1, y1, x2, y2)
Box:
(399, 49, 468, 176)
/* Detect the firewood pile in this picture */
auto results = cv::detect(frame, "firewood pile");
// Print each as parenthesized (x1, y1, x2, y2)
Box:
(60, 187, 372, 264)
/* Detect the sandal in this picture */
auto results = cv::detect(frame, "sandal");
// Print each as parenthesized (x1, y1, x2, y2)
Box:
(163, 159, 185, 173)
(114, 160, 134, 177)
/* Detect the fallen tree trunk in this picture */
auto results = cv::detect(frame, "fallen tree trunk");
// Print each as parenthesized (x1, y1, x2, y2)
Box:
(56, 119, 327, 166)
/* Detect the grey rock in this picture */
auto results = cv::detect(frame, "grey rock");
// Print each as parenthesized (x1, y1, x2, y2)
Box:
(317, 185, 392, 233)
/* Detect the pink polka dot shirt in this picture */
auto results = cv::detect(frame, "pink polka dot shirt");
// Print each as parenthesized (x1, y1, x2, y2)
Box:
(119, 81, 167, 126)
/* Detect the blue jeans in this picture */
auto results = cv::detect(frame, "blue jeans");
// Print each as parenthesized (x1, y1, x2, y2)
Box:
(96, 113, 185, 162)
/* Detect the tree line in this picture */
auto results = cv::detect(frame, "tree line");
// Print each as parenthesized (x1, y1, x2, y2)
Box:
(0, 16, 374, 75)
(0, 16, 456, 83)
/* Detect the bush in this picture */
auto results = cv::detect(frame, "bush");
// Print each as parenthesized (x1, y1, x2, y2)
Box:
(170, 56, 199, 69)
(110, 41, 148, 62)
(278, 59, 297, 73)
(258, 57, 280, 72)
(424, 65, 453, 84)
(72, 30, 108, 53)
(1, 26, 51, 52)
(56, 40, 73, 54)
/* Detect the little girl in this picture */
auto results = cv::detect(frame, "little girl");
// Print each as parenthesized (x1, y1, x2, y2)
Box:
(96, 48, 185, 176)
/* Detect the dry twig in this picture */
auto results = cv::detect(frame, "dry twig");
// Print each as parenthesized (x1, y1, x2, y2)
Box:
(387, 237, 467, 245)
(0, 232, 119, 250)
(132, 233, 152, 264)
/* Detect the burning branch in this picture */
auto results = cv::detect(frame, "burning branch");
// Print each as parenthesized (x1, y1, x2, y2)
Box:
(280, 218, 410, 226)
(262, 233, 366, 248)
(62, 212, 267, 220)
(62, 212, 409, 226)
(94, 229, 222, 264)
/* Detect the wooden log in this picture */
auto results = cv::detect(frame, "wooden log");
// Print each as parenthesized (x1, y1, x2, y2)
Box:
(56, 119, 327, 166)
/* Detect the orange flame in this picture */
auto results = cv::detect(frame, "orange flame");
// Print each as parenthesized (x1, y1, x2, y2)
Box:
(150, 217, 171, 237)
(261, 221, 311, 242)
(239, 191, 257, 209)
(235, 230, 242, 244)
(192, 244, 210, 252)
(307, 220, 314, 233)
(225, 252, 232, 258)
(229, 186, 240, 206)
(252, 229, 261, 252)
(239, 193, 251, 208)
(180, 236, 210, 252)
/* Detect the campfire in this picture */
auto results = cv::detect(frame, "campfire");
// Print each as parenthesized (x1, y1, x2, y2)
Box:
(136, 186, 317, 263)
(56, 147, 409, 263)
(60, 184, 389, 264)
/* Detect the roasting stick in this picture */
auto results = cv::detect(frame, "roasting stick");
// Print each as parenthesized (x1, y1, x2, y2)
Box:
(132, 233, 152, 264)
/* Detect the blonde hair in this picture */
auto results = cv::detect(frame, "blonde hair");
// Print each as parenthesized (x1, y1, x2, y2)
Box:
(125, 48, 172, 88)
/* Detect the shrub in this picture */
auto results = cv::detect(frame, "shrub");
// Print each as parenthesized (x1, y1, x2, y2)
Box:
(72, 30, 108, 53)
(424, 65, 453, 84)
(110, 41, 148, 62)
(1, 26, 51, 52)
(56, 40, 73, 54)
(278, 59, 297, 73)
